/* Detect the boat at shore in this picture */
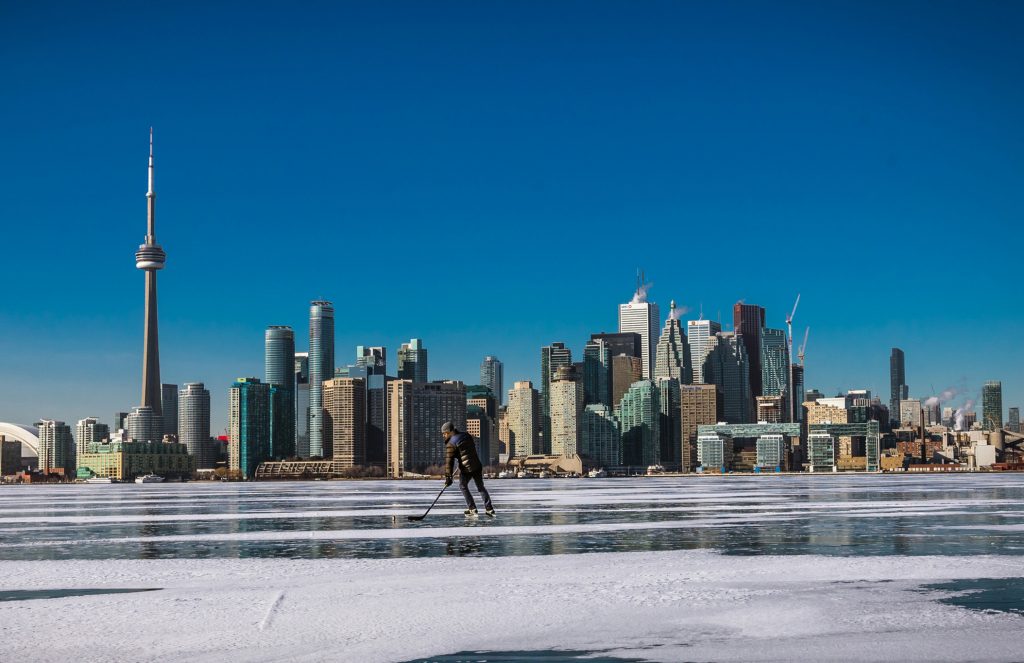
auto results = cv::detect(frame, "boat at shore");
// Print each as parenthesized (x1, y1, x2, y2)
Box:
(135, 474, 165, 484)
(588, 468, 607, 478)
(85, 476, 116, 484)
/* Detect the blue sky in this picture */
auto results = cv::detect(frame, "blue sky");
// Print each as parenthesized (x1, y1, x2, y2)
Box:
(1, 1, 1022, 433)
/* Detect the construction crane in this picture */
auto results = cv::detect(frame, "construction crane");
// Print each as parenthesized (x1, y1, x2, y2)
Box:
(798, 327, 809, 366)
(786, 294, 800, 423)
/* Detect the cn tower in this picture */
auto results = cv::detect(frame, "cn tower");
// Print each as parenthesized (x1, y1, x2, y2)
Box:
(135, 128, 166, 415)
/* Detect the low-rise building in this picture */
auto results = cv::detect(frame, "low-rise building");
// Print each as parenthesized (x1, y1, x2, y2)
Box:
(77, 440, 195, 481)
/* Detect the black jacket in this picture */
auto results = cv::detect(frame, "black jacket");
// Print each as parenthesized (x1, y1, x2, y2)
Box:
(445, 431, 483, 475)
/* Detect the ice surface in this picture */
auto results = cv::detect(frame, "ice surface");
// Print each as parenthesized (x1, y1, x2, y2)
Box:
(2, 475, 1024, 661)
(1, 552, 1023, 662)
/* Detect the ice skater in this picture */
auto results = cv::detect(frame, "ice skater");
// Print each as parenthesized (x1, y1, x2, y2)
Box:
(442, 421, 495, 517)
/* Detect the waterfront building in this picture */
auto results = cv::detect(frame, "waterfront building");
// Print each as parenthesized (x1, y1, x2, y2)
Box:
(687, 319, 721, 384)
(807, 432, 836, 472)
(161, 384, 178, 437)
(983, 381, 1003, 430)
(681, 384, 720, 472)
(265, 325, 296, 459)
(619, 298, 660, 380)
(890, 348, 909, 427)
(755, 434, 785, 471)
(323, 377, 366, 469)
(733, 303, 765, 397)
(540, 342, 573, 450)
(696, 432, 732, 473)
(480, 356, 504, 406)
(506, 381, 540, 458)
(228, 377, 271, 479)
(618, 380, 660, 468)
(178, 382, 212, 468)
(75, 417, 108, 459)
(549, 366, 584, 457)
(581, 404, 621, 468)
(653, 302, 692, 385)
(397, 339, 428, 383)
(36, 420, 75, 476)
(308, 301, 335, 458)
(387, 380, 465, 477)
(77, 440, 194, 481)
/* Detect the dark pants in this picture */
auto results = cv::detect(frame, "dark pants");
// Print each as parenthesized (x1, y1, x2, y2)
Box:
(459, 469, 493, 511)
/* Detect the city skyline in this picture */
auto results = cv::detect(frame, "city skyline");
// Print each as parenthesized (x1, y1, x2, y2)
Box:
(2, 3, 1023, 432)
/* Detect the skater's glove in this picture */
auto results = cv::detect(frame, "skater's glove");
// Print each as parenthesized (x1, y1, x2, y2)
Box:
(444, 474, 453, 487)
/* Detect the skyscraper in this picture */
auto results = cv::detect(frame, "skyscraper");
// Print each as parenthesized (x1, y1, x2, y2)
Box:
(610, 354, 643, 412)
(581, 404, 621, 468)
(589, 332, 641, 359)
(760, 328, 789, 419)
(179, 382, 212, 468)
(733, 303, 765, 397)
(228, 377, 271, 479)
(889, 348, 908, 427)
(701, 332, 753, 424)
(983, 381, 1003, 431)
(480, 356, 504, 406)
(323, 377, 367, 469)
(653, 302, 692, 384)
(75, 417, 108, 459)
(387, 380, 465, 476)
(397, 339, 428, 382)
(687, 319, 722, 384)
(507, 381, 540, 458)
(161, 384, 178, 437)
(549, 365, 584, 457)
(308, 301, 335, 458)
(265, 326, 296, 459)
(125, 405, 162, 443)
(356, 346, 387, 373)
(135, 129, 167, 420)
(583, 338, 611, 406)
(36, 419, 75, 476)
(619, 294, 660, 380)
(540, 342, 573, 451)
(657, 378, 681, 469)
(618, 380, 660, 467)
(294, 351, 310, 457)
(1009, 407, 1021, 433)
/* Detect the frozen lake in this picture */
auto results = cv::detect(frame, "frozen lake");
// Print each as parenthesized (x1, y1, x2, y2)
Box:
(2, 475, 1024, 661)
